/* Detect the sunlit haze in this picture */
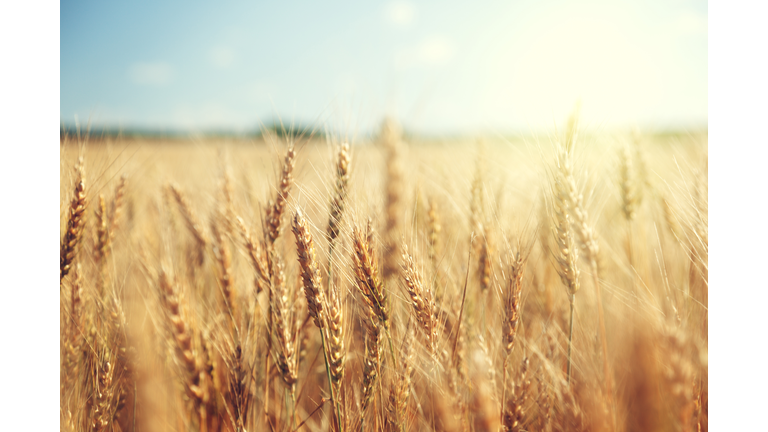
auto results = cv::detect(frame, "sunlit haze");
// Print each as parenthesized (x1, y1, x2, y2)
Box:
(61, 0, 707, 135)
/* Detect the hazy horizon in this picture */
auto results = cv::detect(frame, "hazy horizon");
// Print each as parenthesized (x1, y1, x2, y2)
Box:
(61, 0, 707, 136)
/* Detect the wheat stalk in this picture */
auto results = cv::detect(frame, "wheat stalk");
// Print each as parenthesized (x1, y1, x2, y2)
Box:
(551, 170, 580, 384)
(292, 208, 344, 430)
(619, 145, 638, 274)
(381, 118, 403, 283)
(470, 349, 501, 432)
(556, 123, 613, 407)
(387, 327, 415, 432)
(326, 144, 350, 416)
(169, 183, 208, 266)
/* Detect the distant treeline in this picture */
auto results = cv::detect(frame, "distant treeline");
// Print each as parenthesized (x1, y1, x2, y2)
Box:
(60, 123, 706, 142)
(60, 121, 325, 141)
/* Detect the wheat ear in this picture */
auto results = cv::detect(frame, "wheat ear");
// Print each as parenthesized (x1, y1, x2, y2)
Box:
(351, 223, 389, 328)
(501, 248, 527, 419)
(327, 142, 351, 246)
(157, 270, 210, 427)
(62, 263, 84, 397)
(169, 183, 208, 265)
(269, 254, 298, 387)
(354, 222, 385, 430)
(61, 158, 86, 282)
(108, 174, 126, 239)
(210, 212, 236, 327)
(478, 224, 493, 292)
(619, 146, 639, 222)
(327, 279, 346, 395)
(401, 242, 437, 353)
(94, 194, 108, 263)
(502, 357, 531, 432)
(234, 215, 270, 295)
(292, 209, 326, 329)
(90, 351, 119, 432)
(266, 144, 296, 246)
(360, 302, 382, 415)
(503, 250, 526, 357)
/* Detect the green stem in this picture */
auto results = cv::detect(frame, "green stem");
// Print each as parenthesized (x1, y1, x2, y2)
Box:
(320, 331, 342, 431)
(384, 327, 399, 371)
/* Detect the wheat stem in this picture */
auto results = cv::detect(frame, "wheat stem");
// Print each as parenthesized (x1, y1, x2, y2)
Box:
(567, 296, 575, 385)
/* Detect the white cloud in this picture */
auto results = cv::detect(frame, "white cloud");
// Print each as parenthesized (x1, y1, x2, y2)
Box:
(128, 62, 173, 86)
(384, 1, 416, 27)
(209, 46, 236, 69)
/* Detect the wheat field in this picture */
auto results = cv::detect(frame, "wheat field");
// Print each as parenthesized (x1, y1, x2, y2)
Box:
(59, 117, 707, 432)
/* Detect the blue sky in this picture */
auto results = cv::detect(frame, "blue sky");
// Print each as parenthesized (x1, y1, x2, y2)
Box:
(61, 0, 707, 134)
